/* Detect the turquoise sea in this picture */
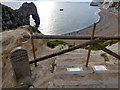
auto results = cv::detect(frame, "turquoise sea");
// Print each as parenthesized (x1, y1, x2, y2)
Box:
(2, 1, 100, 35)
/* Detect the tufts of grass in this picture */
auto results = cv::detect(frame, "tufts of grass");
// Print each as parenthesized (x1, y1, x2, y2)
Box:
(26, 83, 35, 88)
(100, 53, 109, 61)
(100, 53, 106, 57)
(50, 59, 56, 73)
(82, 40, 119, 50)
(30, 26, 40, 33)
(47, 40, 74, 49)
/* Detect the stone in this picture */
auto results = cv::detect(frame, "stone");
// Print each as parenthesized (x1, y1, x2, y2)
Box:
(1, 2, 40, 30)
(90, 1, 99, 6)
(9, 47, 31, 82)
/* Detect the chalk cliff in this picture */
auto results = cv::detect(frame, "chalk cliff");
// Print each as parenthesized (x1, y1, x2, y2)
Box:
(1, 2, 40, 30)
(90, 0, 119, 14)
(102, 0, 119, 14)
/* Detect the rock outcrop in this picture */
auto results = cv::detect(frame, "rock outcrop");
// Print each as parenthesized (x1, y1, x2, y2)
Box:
(90, 2, 99, 6)
(1, 2, 40, 30)
(90, 0, 99, 6)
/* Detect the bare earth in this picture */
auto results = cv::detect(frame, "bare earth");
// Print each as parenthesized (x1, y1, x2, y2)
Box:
(1, 7, 119, 88)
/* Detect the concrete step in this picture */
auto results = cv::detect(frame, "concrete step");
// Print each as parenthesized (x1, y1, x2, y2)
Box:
(56, 62, 85, 66)
(34, 64, 118, 88)
(56, 54, 104, 64)
(53, 71, 118, 81)
(54, 70, 118, 75)
(51, 70, 118, 88)
(56, 57, 83, 60)
(35, 48, 118, 88)
(52, 80, 118, 88)
(55, 62, 86, 72)
(64, 52, 98, 55)
(55, 62, 118, 72)
(56, 58, 86, 65)
(35, 69, 118, 88)
(71, 49, 100, 54)
(33, 73, 54, 88)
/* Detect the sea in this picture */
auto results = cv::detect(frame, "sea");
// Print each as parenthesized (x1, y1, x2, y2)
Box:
(2, 1, 100, 35)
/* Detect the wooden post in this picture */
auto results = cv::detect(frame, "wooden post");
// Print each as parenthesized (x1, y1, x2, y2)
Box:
(29, 39, 100, 64)
(86, 23, 97, 67)
(30, 26, 37, 67)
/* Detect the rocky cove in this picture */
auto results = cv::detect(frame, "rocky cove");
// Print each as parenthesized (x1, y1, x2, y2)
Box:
(0, 1, 119, 88)
(1, 2, 40, 30)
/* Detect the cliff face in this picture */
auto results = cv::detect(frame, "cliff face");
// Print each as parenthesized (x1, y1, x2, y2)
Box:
(102, 0, 119, 14)
(90, 0, 119, 14)
(1, 2, 40, 30)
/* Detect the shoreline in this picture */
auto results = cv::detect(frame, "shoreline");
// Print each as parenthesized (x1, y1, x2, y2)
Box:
(62, 7, 102, 35)
(62, 7, 118, 36)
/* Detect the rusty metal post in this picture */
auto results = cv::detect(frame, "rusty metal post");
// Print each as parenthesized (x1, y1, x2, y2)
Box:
(86, 23, 97, 67)
(30, 26, 37, 67)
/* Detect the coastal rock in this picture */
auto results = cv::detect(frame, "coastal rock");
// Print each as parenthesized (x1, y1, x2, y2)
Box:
(90, 0, 99, 6)
(1, 2, 40, 30)
(90, 2, 99, 6)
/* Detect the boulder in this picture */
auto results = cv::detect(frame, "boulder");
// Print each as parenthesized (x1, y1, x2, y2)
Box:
(90, 1, 99, 6)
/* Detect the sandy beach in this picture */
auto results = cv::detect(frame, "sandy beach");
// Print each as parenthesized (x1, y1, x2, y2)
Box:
(62, 7, 118, 45)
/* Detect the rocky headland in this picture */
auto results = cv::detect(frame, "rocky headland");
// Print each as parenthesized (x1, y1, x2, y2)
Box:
(1, 2, 40, 30)
(0, 1, 119, 88)
(90, 0, 100, 6)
